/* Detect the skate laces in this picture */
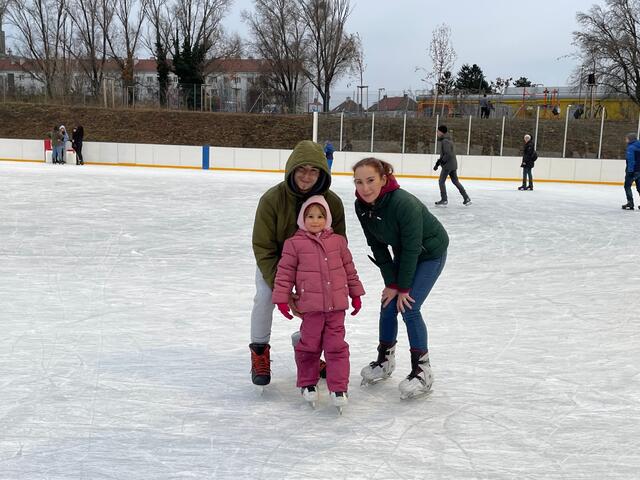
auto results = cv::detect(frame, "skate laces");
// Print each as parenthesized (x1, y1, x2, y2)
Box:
(251, 350, 270, 376)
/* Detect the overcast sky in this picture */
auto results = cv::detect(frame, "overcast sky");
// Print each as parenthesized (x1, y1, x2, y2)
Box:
(227, 0, 602, 94)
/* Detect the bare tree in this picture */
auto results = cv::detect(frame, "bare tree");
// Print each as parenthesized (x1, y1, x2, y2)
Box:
(143, 0, 172, 105)
(7, 0, 68, 98)
(103, 0, 147, 104)
(243, 0, 308, 112)
(0, 0, 10, 53)
(299, 0, 358, 112)
(65, 0, 114, 98)
(350, 31, 365, 113)
(427, 23, 456, 117)
(574, 0, 640, 105)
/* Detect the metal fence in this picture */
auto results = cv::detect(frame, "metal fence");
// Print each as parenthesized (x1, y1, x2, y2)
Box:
(317, 109, 639, 160)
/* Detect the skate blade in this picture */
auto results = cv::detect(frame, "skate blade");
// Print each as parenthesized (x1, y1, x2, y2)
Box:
(400, 389, 432, 401)
(254, 385, 266, 396)
(336, 406, 343, 415)
(360, 375, 391, 387)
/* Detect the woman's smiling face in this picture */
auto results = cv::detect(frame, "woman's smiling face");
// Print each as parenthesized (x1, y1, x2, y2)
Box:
(354, 165, 386, 204)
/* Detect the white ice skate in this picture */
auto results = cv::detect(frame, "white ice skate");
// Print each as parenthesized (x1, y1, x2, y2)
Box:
(360, 342, 396, 386)
(399, 351, 433, 400)
(301, 386, 318, 409)
(330, 391, 348, 415)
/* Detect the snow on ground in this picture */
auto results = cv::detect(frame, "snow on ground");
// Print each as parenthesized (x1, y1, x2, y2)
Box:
(1, 162, 639, 479)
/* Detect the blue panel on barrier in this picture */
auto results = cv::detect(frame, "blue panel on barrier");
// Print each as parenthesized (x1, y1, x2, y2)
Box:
(202, 145, 210, 169)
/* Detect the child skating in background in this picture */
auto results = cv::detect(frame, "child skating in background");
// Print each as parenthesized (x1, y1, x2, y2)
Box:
(272, 195, 365, 412)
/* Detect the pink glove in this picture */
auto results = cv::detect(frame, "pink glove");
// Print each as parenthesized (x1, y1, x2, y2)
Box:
(350, 296, 361, 316)
(277, 303, 293, 319)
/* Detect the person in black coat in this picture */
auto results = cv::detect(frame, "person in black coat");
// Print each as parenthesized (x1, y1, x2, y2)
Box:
(519, 134, 537, 190)
(72, 126, 84, 165)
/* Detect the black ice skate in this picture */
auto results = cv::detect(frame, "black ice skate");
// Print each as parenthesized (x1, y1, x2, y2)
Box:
(463, 198, 472, 206)
(434, 199, 448, 206)
(250, 343, 271, 389)
(622, 203, 634, 210)
(399, 350, 433, 400)
(526, 185, 533, 190)
(518, 185, 526, 191)
(361, 342, 396, 386)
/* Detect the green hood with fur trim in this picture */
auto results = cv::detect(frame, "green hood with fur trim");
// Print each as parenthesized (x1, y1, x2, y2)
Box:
(252, 140, 346, 288)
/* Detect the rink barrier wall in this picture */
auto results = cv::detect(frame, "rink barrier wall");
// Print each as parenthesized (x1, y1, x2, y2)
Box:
(0, 137, 626, 185)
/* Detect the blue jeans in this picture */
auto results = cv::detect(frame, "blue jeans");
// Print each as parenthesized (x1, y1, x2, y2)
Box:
(378, 252, 447, 351)
(522, 167, 533, 187)
(624, 172, 640, 205)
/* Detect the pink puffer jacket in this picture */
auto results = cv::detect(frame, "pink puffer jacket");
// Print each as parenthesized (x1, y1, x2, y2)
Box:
(272, 196, 365, 313)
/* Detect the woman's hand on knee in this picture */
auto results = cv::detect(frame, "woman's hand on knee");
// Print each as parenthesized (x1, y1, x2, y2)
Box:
(396, 292, 415, 313)
(381, 287, 398, 308)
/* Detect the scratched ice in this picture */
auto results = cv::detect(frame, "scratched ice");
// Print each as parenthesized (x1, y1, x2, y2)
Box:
(0, 162, 638, 479)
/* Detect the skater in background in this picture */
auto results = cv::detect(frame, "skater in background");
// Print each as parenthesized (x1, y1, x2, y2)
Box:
(434, 125, 471, 206)
(250, 140, 346, 387)
(324, 140, 335, 170)
(59, 126, 69, 164)
(50, 126, 62, 164)
(519, 134, 537, 190)
(353, 158, 448, 399)
(272, 195, 364, 410)
(72, 125, 84, 165)
(622, 132, 640, 210)
(479, 94, 490, 118)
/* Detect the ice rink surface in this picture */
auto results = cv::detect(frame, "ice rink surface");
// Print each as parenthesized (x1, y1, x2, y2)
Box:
(1, 162, 639, 479)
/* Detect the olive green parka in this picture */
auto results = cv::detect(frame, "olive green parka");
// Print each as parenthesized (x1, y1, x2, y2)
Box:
(252, 140, 346, 289)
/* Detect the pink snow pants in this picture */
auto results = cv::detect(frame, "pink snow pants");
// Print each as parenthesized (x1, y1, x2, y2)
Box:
(295, 310, 350, 392)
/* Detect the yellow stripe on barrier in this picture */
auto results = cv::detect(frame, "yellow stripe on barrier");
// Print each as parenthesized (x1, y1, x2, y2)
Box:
(211, 167, 625, 186)
(0, 159, 625, 186)
(0, 158, 45, 163)
(89, 162, 201, 169)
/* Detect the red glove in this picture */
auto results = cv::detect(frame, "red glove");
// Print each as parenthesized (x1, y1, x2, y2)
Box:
(350, 296, 361, 316)
(277, 303, 293, 319)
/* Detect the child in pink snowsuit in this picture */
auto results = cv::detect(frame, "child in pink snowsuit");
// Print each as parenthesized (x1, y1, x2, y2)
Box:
(273, 195, 365, 405)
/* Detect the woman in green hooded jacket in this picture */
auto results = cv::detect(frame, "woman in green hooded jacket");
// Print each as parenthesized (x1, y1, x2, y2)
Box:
(353, 157, 448, 400)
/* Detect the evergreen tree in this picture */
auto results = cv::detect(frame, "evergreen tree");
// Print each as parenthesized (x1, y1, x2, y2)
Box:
(514, 76, 532, 87)
(455, 64, 489, 93)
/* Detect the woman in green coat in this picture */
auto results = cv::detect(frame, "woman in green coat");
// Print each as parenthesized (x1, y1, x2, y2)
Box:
(353, 157, 448, 399)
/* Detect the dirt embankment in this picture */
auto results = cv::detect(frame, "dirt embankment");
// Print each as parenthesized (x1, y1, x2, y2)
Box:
(0, 103, 313, 149)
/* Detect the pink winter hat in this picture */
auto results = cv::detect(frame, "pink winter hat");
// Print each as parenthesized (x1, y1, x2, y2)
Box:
(297, 195, 332, 230)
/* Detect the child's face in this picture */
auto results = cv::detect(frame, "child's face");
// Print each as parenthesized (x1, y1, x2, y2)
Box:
(304, 205, 326, 234)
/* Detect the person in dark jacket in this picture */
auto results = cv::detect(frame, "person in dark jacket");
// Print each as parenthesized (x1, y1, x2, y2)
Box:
(72, 125, 84, 165)
(519, 134, 537, 190)
(249, 140, 346, 387)
(354, 157, 449, 400)
(622, 132, 640, 210)
(434, 125, 471, 206)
